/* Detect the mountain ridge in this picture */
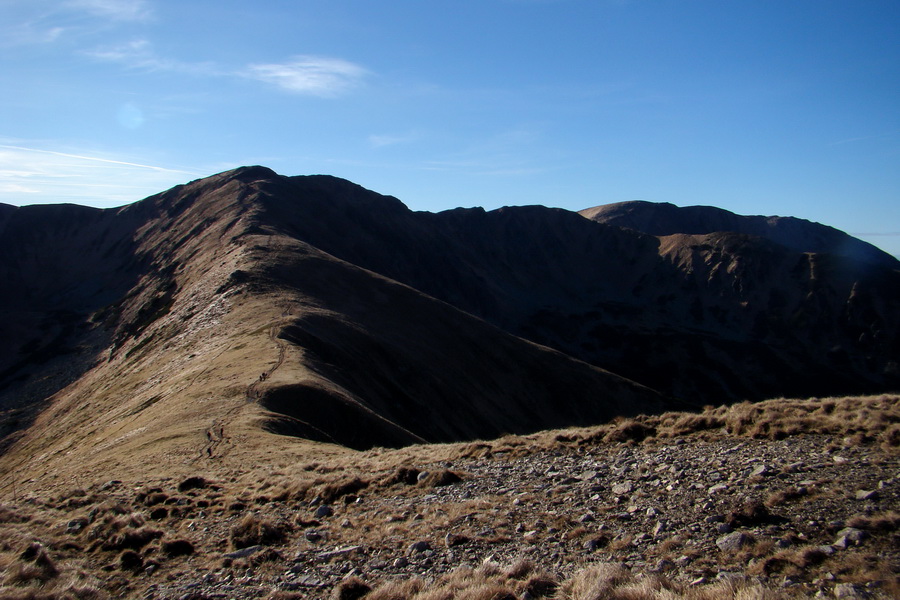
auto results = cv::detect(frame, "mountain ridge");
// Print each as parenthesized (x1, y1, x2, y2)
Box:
(580, 199, 898, 269)
(0, 167, 897, 486)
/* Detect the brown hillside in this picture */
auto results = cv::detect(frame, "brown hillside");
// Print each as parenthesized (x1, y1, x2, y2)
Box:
(0, 167, 663, 490)
(0, 166, 898, 488)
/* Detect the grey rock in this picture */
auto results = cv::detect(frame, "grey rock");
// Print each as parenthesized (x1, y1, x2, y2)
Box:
(611, 482, 634, 495)
(833, 582, 867, 598)
(583, 538, 604, 552)
(834, 527, 867, 547)
(66, 517, 89, 533)
(750, 464, 771, 477)
(652, 521, 668, 536)
(316, 545, 361, 561)
(653, 559, 675, 572)
(408, 540, 431, 554)
(224, 545, 264, 559)
(294, 575, 325, 588)
(716, 531, 752, 552)
(305, 530, 323, 543)
(314, 505, 333, 518)
(855, 489, 878, 501)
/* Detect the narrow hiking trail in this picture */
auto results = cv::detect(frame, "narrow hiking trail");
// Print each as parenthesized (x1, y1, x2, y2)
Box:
(201, 304, 294, 460)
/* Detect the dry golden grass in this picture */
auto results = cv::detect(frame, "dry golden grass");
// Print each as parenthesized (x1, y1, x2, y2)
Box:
(342, 561, 802, 600)
(0, 540, 107, 600)
(0, 393, 897, 600)
(846, 510, 900, 533)
(439, 394, 899, 458)
(230, 513, 291, 549)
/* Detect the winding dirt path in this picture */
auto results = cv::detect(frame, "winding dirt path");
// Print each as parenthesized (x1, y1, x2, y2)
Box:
(201, 303, 295, 460)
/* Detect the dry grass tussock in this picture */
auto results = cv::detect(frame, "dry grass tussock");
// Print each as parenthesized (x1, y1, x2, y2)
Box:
(0, 541, 106, 600)
(332, 560, 798, 600)
(457, 394, 900, 458)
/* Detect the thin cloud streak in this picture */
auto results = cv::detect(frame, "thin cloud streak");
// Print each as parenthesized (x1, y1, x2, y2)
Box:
(66, 0, 153, 22)
(87, 43, 366, 97)
(0, 145, 197, 174)
(368, 132, 420, 148)
(244, 56, 369, 96)
(0, 143, 202, 207)
(2, 22, 66, 47)
(85, 39, 220, 75)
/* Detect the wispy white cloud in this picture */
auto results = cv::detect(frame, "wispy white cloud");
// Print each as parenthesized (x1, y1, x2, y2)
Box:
(85, 39, 219, 75)
(87, 43, 366, 98)
(244, 56, 369, 97)
(2, 21, 66, 46)
(65, 0, 152, 22)
(0, 143, 201, 207)
(368, 132, 420, 148)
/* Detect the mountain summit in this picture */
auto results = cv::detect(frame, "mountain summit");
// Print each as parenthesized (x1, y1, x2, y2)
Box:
(0, 167, 897, 483)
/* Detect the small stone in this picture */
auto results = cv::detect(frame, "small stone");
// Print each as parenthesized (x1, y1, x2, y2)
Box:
(578, 513, 595, 523)
(316, 545, 362, 561)
(583, 538, 605, 552)
(393, 557, 409, 568)
(855, 489, 878, 501)
(834, 527, 867, 547)
(612, 482, 634, 495)
(66, 517, 89, 533)
(445, 532, 468, 547)
(653, 559, 674, 572)
(314, 505, 334, 518)
(225, 545, 264, 559)
(833, 583, 863, 598)
(716, 531, 752, 552)
(652, 521, 668, 536)
(305, 530, 323, 543)
(408, 540, 431, 554)
(708, 483, 728, 495)
(750, 464, 771, 477)
(716, 522, 733, 534)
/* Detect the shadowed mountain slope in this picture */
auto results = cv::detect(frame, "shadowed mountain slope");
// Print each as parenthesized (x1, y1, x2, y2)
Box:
(580, 200, 898, 268)
(0, 167, 663, 485)
(0, 167, 897, 485)
(238, 170, 900, 403)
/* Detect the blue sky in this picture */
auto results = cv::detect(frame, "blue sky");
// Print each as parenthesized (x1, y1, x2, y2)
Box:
(2, 0, 899, 257)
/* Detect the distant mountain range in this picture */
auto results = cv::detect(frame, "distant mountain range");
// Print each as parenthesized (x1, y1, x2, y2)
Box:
(0, 167, 897, 476)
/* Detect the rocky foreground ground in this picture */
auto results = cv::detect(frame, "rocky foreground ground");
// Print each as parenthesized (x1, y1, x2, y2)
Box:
(1, 395, 898, 599)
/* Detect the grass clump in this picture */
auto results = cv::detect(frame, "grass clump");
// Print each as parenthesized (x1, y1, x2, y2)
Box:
(230, 514, 290, 549)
